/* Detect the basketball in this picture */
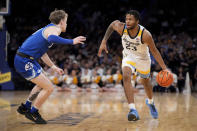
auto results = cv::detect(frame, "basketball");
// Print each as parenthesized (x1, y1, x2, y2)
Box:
(156, 70, 174, 87)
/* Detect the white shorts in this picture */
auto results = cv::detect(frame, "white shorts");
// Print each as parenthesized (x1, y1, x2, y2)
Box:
(122, 54, 151, 78)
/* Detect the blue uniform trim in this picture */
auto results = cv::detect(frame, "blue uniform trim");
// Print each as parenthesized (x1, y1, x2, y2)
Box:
(42, 28, 48, 40)
(127, 62, 150, 78)
(18, 23, 56, 59)
(47, 35, 73, 45)
(14, 55, 42, 80)
(138, 72, 150, 78)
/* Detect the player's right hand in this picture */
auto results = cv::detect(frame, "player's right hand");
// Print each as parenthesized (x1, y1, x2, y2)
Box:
(51, 65, 64, 75)
(73, 36, 86, 45)
(98, 40, 108, 57)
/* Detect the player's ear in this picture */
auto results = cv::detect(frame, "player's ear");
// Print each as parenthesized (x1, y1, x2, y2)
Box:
(136, 19, 139, 24)
(59, 19, 63, 25)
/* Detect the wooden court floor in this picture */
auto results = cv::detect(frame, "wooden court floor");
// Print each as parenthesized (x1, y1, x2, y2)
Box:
(0, 90, 197, 131)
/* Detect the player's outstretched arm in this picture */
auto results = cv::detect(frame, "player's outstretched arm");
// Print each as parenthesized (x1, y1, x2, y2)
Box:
(142, 29, 167, 70)
(44, 26, 86, 45)
(98, 20, 124, 57)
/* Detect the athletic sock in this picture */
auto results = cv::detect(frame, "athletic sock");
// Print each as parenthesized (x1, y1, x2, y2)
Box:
(24, 100, 32, 109)
(148, 98, 154, 104)
(30, 106, 38, 113)
(129, 103, 136, 110)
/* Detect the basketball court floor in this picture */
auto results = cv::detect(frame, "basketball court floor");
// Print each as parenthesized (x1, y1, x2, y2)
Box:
(0, 90, 197, 131)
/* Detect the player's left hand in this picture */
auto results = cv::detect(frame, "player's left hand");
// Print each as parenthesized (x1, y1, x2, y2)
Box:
(51, 65, 64, 75)
(162, 68, 172, 73)
(73, 36, 86, 45)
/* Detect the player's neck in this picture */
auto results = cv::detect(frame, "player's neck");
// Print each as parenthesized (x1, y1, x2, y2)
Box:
(128, 25, 139, 37)
(55, 24, 62, 34)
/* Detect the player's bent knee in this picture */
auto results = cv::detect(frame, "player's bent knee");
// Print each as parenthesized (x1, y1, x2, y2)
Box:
(45, 84, 54, 93)
(48, 86, 54, 93)
(31, 73, 54, 91)
(122, 67, 131, 81)
(123, 74, 130, 81)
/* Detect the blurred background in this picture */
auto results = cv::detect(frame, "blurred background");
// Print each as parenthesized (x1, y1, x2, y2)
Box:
(0, 0, 197, 93)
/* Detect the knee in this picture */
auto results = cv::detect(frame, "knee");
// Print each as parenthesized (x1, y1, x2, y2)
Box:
(122, 67, 132, 81)
(47, 86, 54, 93)
(123, 73, 130, 81)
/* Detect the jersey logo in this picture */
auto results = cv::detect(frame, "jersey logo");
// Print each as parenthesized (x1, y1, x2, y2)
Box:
(25, 62, 34, 71)
(123, 37, 140, 51)
(136, 38, 140, 43)
(48, 43, 53, 48)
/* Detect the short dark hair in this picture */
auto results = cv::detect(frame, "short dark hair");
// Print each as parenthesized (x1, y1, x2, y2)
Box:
(126, 10, 140, 21)
(49, 10, 68, 24)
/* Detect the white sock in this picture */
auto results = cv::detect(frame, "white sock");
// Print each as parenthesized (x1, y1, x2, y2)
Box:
(148, 98, 154, 104)
(129, 103, 136, 109)
(27, 99, 32, 102)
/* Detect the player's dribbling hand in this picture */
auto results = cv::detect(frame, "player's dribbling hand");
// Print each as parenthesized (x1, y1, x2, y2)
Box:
(163, 68, 171, 73)
(51, 65, 64, 75)
(73, 36, 86, 45)
(98, 40, 108, 57)
(161, 66, 172, 74)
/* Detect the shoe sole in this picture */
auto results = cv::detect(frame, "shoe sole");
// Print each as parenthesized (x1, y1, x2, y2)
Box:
(25, 113, 47, 124)
(128, 114, 139, 121)
(17, 108, 26, 115)
(35, 121, 47, 124)
(25, 113, 36, 123)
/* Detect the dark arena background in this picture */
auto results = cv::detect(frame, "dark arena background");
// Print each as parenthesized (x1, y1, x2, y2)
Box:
(0, 0, 197, 130)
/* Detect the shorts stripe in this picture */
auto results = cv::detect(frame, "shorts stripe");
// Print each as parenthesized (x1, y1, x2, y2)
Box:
(136, 69, 150, 75)
(138, 73, 150, 78)
(126, 60, 150, 75)
(126, 61, 136, 67)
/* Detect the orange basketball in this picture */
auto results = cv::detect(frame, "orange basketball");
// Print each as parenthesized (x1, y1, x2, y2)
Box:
(156, 70, 174, 87)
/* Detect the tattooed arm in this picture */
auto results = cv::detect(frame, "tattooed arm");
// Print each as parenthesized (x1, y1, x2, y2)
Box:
(98, 20, 124, 57)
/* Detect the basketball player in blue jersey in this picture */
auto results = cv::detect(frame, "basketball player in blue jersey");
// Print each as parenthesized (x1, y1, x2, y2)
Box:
(14, 10, 86, 124)
(98, 10, 169, 121)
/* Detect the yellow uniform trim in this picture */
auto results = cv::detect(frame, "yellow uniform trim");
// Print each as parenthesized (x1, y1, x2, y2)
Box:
(136, 69, 150, 75)
(126, 61, 136, 67)
(126, 61, 150, 75)
(123, 29, 128, 35)
(137, 28, 142, 37)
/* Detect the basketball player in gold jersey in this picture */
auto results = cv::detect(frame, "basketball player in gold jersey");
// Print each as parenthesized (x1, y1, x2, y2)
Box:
(98, 10, 168, 121)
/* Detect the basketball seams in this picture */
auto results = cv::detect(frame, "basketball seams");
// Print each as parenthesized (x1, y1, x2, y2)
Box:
(166, 71, 171, 82)
(156, 70, 173, 87)
(160, 71, 166, 85)
(163, 74, 173, 87)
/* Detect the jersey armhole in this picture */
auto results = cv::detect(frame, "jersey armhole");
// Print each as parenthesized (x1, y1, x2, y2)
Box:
(141, 28, 145, 44)
(42, 24, 57, 40)
(121, 24, 126, 36)
(42, 28, 48, 40)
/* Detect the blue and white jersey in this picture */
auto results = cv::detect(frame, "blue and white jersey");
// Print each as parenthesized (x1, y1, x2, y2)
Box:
(18, 23, 55, 59)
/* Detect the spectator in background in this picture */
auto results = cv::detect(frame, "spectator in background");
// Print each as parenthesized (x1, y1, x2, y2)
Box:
(193, 66, 197, 91)
(177, 67, 185, 93)
(87, 69, 103, 92)
(81, 63, 92, 88)
(168, 71, 178, 93)
(102, 68, 113, 92)
(113, 69, 123, 90)
(66, 70, 82, 92)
